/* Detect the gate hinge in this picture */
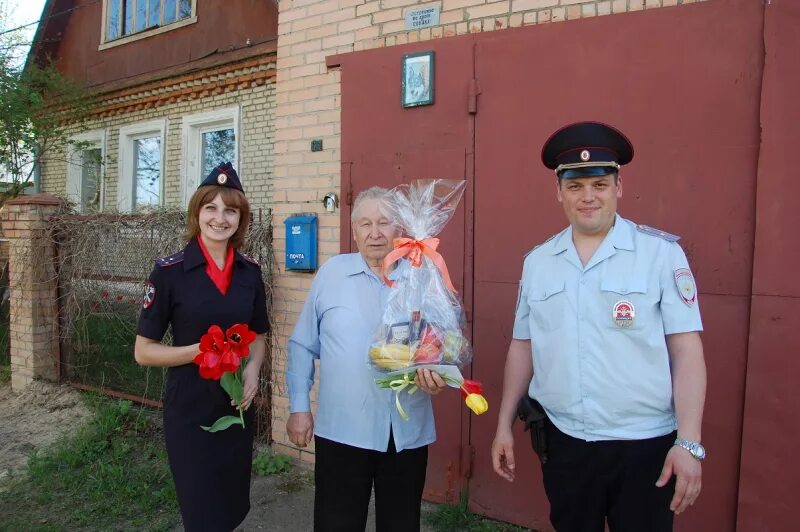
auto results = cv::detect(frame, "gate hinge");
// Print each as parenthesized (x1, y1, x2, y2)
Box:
(468, 79, 480, 114)
(461, 444, 475, 479)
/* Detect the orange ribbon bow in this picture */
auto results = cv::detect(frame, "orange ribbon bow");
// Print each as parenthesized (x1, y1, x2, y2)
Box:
(381, 237, 457, 293)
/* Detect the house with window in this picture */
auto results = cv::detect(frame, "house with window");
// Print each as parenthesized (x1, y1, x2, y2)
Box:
(29, 0, 278, 212)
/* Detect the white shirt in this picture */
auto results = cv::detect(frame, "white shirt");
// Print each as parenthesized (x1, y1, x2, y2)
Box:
(513, 215, 703, 441)
(287, 253, 436, 452)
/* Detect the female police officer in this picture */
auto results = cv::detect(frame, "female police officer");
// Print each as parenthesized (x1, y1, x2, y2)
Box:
(134, 162, 269, 531)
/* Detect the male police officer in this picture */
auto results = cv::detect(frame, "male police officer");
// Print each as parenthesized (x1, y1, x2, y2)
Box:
(491, 122, 707, 531)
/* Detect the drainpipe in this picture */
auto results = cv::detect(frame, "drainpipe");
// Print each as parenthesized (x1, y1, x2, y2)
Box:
(31, 144, 41, 193)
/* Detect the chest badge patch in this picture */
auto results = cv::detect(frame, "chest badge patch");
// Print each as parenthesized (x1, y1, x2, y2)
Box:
(674, 268, 697, 307)
(142, 281, 156, 309)
(613, 300, 636, 328)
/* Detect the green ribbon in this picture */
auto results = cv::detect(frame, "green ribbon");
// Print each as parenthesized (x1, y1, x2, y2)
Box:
(388, 372, 418, 421)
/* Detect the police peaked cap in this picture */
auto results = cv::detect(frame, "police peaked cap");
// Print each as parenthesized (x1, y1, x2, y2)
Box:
(541, 121, 634, 179)
(198, 162, 244, 192)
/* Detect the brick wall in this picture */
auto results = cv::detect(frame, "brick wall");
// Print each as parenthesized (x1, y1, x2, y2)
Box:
(0, 196, 64, 392)
(270, 0, 705, 460)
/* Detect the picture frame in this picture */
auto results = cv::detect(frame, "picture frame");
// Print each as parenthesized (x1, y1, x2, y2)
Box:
(402, 51, 435, 108)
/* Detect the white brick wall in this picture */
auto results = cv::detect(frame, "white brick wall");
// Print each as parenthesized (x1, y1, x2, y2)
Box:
(41, 79, 277, 213)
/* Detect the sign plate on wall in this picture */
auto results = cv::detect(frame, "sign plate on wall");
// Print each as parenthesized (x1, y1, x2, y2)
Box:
(405, 6, 440, 30)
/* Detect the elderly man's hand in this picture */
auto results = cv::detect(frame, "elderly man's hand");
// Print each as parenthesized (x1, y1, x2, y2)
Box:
(415, 368, 447, 395)
(286, 412, 314, 448)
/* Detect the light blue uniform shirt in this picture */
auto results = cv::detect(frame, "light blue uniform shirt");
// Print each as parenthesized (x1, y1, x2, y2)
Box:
(513, 215, 703, 441)
(287, 253, 436, 452)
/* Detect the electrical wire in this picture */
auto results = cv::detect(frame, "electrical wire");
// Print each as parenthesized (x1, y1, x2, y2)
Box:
(0, 0, 101, 38)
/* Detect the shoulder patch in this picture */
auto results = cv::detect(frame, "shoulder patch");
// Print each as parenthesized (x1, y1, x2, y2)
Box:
(524, 233, 559, 258)
(636, 224, 680, 242)
(142, 281, 156, 309)
(155, 251, 184, 267)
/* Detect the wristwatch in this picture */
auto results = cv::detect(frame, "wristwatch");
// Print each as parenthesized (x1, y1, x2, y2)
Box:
(674, 437, 706, 461)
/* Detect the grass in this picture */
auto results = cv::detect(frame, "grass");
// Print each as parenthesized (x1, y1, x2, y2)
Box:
(68, 314, 165, 401)
(0, 390, 303, 532)
(0, 396, 179, 532)
(425, 493, 533, 532)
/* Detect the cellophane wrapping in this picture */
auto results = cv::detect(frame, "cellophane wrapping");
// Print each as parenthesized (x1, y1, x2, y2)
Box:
(368, 179, 472, 373)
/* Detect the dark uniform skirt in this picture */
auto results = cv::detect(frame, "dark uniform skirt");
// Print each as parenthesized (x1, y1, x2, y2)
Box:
(164, 364, 255, 532)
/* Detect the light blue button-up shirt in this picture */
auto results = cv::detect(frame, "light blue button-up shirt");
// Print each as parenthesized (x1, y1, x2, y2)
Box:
(287, 253, 436, 452)
(513, 215, 703, 441)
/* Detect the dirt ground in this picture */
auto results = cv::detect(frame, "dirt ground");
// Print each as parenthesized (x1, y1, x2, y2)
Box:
(0, 380, 92, 487)
(234, 467, 439, 532)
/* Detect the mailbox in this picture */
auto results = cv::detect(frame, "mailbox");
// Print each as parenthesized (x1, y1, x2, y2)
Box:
(284, 214, 318, 271)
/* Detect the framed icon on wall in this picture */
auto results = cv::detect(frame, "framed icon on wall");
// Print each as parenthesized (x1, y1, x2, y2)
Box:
(402, 51, 434, 108)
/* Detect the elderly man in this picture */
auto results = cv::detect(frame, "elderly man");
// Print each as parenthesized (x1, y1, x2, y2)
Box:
(491, 122, 707, 531)
(286, 186, 446, 532)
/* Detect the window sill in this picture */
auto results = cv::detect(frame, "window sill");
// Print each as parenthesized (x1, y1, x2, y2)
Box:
(99, 16, 198, 51)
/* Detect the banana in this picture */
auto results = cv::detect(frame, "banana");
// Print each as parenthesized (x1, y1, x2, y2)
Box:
(372, 358, 412, 370)
(369, 343, 413, 361)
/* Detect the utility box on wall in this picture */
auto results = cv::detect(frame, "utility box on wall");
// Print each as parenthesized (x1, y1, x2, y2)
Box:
(284, 214, 318, 271)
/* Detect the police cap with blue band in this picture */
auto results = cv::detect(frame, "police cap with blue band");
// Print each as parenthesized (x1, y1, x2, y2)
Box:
(199, 161, 244, 192)
(541, 121, 634, 179)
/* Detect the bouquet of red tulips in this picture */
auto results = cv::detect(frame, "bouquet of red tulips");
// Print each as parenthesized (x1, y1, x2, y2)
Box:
(193, 323, 256, 432)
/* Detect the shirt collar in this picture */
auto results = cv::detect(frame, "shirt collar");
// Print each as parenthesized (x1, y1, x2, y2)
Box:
(549, 213, 634, 255)
(609, 214, 635, 251)
(550, 226, 572, 255)
(343, 252, 400, 281)
(184, 237, 249, 271)
(183, 238, 205, 271)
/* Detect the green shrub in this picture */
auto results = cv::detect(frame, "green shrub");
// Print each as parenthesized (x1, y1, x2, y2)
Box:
(252, 449, 293, 476)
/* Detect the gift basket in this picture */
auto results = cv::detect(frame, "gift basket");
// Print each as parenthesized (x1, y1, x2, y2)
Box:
(369, 179, 487, 419)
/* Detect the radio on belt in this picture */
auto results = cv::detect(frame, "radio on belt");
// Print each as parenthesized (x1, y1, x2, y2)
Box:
(284, 213, 318, 271)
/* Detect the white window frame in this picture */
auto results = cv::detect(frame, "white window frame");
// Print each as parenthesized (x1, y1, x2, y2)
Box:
(118, 119, 167, 212)
(181, 106, 240, 207)
(99, 0, 198, 50)
(67, 130, 107, 212)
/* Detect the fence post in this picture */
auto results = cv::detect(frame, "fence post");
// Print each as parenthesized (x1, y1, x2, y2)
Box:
(0, 194, 64, 391)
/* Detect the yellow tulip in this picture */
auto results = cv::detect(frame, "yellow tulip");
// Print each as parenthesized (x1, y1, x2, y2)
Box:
(464, 393, 488, 415)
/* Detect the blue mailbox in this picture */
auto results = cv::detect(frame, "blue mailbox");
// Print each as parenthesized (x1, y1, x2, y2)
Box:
(284, 214, 318, 271)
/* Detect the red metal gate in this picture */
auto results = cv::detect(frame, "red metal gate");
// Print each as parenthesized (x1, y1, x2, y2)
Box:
(737, 1, 800, 531)
(469, 2, 763, 530)
(334, 0, 774, 528)
(332, 39, 476, 502)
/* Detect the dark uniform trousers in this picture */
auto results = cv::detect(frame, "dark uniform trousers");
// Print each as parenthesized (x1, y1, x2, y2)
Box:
(314, 434, 428, 532)
(542, 420, 676, 532)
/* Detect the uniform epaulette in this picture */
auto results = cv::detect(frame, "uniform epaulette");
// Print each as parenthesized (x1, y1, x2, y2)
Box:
(524, 233, 558, 258)
(636, 224, 680, 242)
(155, 251, 184, 267)
(239, 252, 260, 266)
